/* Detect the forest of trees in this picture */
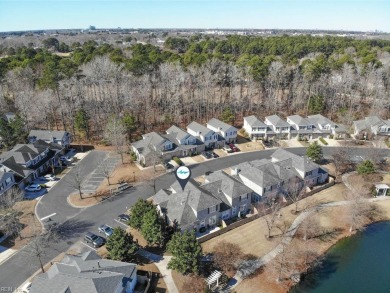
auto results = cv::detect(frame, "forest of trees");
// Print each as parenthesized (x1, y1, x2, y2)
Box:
(0, 34, 389, 143)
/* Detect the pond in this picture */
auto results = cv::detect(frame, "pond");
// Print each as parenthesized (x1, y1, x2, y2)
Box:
(291, 221, 390, 293)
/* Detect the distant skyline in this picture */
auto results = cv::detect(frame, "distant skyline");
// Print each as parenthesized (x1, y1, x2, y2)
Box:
(0, 0, 389, 33)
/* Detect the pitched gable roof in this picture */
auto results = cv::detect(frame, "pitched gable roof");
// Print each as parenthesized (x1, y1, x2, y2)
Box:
(287, 115, 312, 126)
(265, 115, 290, 127)
(29, 130, 68, 142)
(30, 251, 136, 293)
(207, 118, 237, 132)
(166, 125, 191, 142)
(244, 115, 267, 128)
(187, 122, 214, 136)
(271, 148, 319, 173)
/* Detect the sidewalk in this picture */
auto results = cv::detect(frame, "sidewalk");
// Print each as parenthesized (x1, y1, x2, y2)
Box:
(138, 248, 179, 293)
(0, 244, 17, 266)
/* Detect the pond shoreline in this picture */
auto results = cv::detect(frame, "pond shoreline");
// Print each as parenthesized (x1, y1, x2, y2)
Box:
(290, 219, 390, 293)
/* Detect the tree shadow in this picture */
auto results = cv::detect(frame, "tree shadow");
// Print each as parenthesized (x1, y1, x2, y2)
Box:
(291, 254, 340, 292)
(53, 218, 95, 240)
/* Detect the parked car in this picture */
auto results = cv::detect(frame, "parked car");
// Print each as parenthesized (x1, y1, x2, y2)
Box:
(84, 232, 106, 248)
(205, 171, 213, 176)
(163, 162, 174, 170)
(228, 143, 239, 152)
(202, 151, 213, 159)
(117, 214, 130, 222)
(60, 156, 73, 163)
(40, 174, 56, 181)
(20, 282, 32, 293)
(25, 184, 42, 192)
(211, 152, 219, 158)
(98, 224, 113, 237)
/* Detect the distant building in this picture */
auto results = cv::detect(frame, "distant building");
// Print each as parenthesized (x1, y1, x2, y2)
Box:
(243, 115, 268, 140)
(28, 130, 72, 148)
(353, 116, 390, 138)
(0, 171, 16, 197)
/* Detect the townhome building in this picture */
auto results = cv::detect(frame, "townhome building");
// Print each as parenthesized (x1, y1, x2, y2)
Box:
(131, 132, 174, 166)
(264, 115, 291, 139)
(353, 116, 390, 138)
(29, 251, 138, 293)
(307, 114, 347, 139)
(28, 130, 72, 148)
(165, 125, 205, 156)
(153, 171, 253, 232)
(206, 118, 238, 143)
(0, 140, 62, 189)
(0, 171, 16, 196)
(187, 122, 224, 149)
(232, 148, 328, 202)
(243, 115, 268, 140)
(286, 115, 314, 140)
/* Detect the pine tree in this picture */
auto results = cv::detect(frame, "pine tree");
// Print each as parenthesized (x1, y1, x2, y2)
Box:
(167, 231, 202, 274)
(129, 199, 155, 230)
(306, 141, 323, 162)
(141, 209, 163, 246)
(106, 227, 138, 262)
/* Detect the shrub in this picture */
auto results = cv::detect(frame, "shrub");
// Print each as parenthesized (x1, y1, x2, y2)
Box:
(329, 134, 334, 139)
(357, 160, 375, 175)
(173, 156, 183, 165)
(319, 137, 328, 145)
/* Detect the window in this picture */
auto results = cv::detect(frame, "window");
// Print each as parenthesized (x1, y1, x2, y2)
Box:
(209, 205, 217, 213)
(232, 206, 237, 215)
(306, 171, 313, 176)
(240, 204, 246, 212)
(200, 220, 205, 227)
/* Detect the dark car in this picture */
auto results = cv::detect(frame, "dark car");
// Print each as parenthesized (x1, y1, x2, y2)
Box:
(118, 214, 130, 222)
(163, 162, 174, 170)
(84, 232, 105, 248)
(201, 152, 211, 159)
(211, 152, 219, 158)
(228, 143, 239, 152)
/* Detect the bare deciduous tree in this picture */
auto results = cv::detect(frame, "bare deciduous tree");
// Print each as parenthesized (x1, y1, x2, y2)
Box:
(344, 191, 380, 233)
(259, 197, 282, 239)
(213, 240, 243, 274)
(104, 116, 127, 163)
(67, 166, 84, 199)
(0, 188, 24, 239)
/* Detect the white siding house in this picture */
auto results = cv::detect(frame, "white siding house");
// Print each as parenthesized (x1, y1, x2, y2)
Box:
(187, 122, 220, 148)
(243, 116, 268, 140)
(206, 118, 237, 143)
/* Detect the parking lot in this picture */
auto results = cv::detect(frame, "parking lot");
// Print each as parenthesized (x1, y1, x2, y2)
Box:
(81, 155, 120, 194)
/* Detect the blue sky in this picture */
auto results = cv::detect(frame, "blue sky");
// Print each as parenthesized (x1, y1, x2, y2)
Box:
(0, 0, 389, 32)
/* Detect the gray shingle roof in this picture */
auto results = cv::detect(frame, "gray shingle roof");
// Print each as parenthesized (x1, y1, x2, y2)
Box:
(30, 251, 136, 293)
(187, 122, 214, 136)
(203, 170, 253, 199)
(0, 140, 61, 178)
(287, 115, 312, 127)
(244, 115, 267, 128)
(307, 114, 335, 126)
(265, 115, 290, 127)
(132, 132, 172, 155)
(271, 148, 319, 173)
(207, 118, 237, 132)
(29, 130, 68, 142)
(153, 179, 222, 228)
(166, 125, 191, 142)
(353, 116, 389, 131)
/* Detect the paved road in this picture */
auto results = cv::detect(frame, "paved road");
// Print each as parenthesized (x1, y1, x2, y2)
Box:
(1, 146, 389, 289)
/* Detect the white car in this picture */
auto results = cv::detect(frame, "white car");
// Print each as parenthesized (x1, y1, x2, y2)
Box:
(20, 282, 32, 293)
(25, 184, 42, 192)
(44, 174, 57, 181)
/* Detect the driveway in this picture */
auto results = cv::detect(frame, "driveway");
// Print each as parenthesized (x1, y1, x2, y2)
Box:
(2, 146, 390, 289)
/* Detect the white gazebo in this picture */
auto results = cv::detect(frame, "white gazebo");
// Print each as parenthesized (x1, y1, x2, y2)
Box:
(206, 270, 222, 289)
(375, 183, 389, 197)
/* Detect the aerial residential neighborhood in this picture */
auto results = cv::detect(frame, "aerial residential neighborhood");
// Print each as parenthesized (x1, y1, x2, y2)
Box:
(1, 1, 390, 292)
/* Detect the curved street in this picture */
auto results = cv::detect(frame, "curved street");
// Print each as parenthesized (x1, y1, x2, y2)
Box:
(1, 146, 389, 289)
